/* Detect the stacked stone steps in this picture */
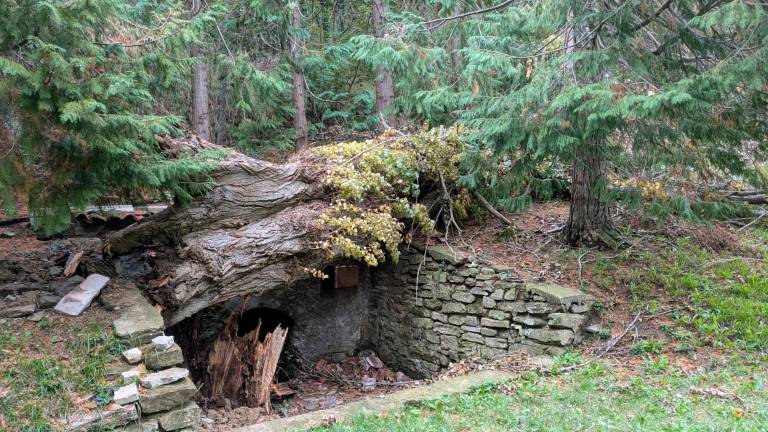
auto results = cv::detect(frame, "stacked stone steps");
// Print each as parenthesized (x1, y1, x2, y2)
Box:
(66, 286, 200, 431)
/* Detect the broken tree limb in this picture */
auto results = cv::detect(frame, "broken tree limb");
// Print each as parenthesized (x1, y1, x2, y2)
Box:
(473, 192, 514, 226)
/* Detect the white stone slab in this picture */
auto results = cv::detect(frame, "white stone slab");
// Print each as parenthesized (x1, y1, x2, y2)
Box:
(151, 335, 175, 351)
(123, 347, 143, 364)
(54, 274, 110, 316)
(140, 367, 189, 389)
(114, 383, 139, 405)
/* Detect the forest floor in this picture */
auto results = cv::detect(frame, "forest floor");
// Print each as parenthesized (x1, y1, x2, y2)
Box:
(1, 202, 767, 431)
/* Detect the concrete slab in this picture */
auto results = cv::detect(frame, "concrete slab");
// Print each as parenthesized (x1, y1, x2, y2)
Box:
(54, 274, 110, 316)
(235, 370, 517, 432)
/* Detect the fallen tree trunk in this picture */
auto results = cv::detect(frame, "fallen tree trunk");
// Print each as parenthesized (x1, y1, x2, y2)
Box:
(106, 135, 333, 325)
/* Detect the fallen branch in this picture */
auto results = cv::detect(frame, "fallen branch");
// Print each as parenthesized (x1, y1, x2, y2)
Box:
(558, 310, 643, 373)
(473, 192, 514, 226)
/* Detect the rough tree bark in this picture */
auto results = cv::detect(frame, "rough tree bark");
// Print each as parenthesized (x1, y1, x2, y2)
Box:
(562, 5, 614, 246)
(290, 2, 308, 149)
(106, 136, 329, 326)
(564, 138, 613, 246)
(191, 0, 211, 140)
(372, 0, 397, 129)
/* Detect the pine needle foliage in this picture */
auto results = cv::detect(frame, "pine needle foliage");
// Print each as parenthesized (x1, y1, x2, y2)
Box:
(391, 0, 768, 241)
(0, 0, 219, 234)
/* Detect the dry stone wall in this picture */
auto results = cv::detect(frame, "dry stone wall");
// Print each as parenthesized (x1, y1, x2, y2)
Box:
(368, 245, 596, 377)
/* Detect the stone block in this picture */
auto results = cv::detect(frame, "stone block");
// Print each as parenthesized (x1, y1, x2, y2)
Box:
(447, 275, 465, 284)
(0, 304, 36, 318)
(140, 367, 189, 389)
(548, 313, 587, 331)
(512, 315, 547, 327)
(440, 335, 459, 351)
(480, 327, 498, 337)
(54, 274, 110, 317)
(435, 285, 453, 300)
(447, 315, 465, 326)
(470, 287, 490, 296)
(434, 323, 461, 336)
(487, 310, 509, 321)
(490, 289, 505, 300)
(461, 325, 481, 333)
(145, 344, 184, 370)
(482, 297, 496, 308)
(412, 317, 433, 329)
(424, 332, 440, 344)
(151, 402, 201, 431)
(65, 404, 137, 432)
(122, 348, 143, 364)
(113, 288, 164, 344)
(441, 302, 467, 314)
(503, 289, 519, 301)
(465, 316, 479, 326)
(496, 301, 528, 313)
(525, 282, 595, 310)
(458, 268, 479, 277)
(523, 328, 574, 346)
(151, 335, 175, 351)
(139, 377, 198, 414)
(451, 292, 475, 304)
(480, 318, 510, 329)
(114, 383, 139, 405)
(485, 337, 508, 349)
(122, 370, 141, 384)
(423, 299, 442, 310)
(431, 311, 448, 323)
(461, 333, 484, 344)
(427, 245, 467, 265)
(466, 302, 486, 315)
(525, 302, 552, 314)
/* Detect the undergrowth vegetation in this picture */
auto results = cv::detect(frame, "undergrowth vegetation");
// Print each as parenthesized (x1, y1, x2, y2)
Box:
(0, 322, 122, 431)
(583, 234, 768, 351)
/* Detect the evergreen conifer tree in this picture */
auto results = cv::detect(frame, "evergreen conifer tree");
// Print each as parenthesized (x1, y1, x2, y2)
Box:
(0, 0, 219, 233)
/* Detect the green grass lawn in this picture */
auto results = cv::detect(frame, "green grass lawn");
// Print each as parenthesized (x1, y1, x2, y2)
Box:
(315, 357, 767, 432)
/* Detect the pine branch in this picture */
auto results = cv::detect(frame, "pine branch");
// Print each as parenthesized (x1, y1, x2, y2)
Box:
(423, 0, 517, 31)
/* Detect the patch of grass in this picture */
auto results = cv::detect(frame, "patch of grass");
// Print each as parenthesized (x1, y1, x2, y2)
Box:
(588, 235, 768, 351)
(313, 360, 768, 432)
(0, 321, 121, 430)
(630, 338, 665, 355)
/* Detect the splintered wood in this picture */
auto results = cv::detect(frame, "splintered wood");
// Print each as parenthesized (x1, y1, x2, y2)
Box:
(206, 314, 288, 412)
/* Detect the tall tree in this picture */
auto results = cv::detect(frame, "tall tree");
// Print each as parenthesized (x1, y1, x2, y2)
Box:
(190, 0, 211, 140)
(290, 1, 308, 149)
(372, 0, 396, 128)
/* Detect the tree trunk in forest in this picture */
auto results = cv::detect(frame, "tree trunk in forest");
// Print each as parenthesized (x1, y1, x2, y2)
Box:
(290, 3, 308, 150)
(562, 6, 613, 246)
(564, 139, 613, 246)
(190, 0, 210, 140)
(372, 0, 397, 129)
